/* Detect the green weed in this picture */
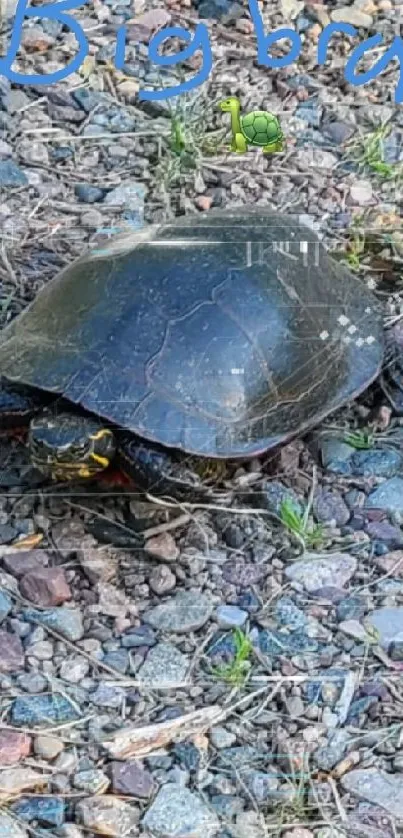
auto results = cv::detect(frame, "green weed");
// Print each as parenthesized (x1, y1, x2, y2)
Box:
(279, 497, 324, 549)
(211, 628, 253, 687)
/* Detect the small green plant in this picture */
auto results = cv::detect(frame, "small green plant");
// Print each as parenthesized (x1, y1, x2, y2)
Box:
(211, 628, 252, 687)
(345, 228, 366, 271)
(343, 428, 375, 449)
(279, 498, 324, 549)
(349, 122, 402, 181)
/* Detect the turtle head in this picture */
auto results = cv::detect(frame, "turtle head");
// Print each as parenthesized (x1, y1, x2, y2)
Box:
(219, 96, 240, 113)
(28, 411, 116, 481)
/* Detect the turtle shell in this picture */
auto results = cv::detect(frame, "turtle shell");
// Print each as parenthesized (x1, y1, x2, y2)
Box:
(0, 208, 384, 458)
(241, 112, 281, 145)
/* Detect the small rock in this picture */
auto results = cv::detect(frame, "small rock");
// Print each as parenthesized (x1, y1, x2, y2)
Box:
(59, 656, 90, 683)
(0, 630, 24, 672)
(0, 159, 28, 187)
(351, 448, 402, 478)
(285, 552, 357, 592)
(74, 183, 104, 203)
(319, 436, 355, 473)
(259, 481, 301, 514)
(376, 550, 403, 576)
(23, 607, 84, 641)
(110, 760, 154, 798)
(121, 624, 156, 648)
(145, 532, 179, 562)
(231, 811, 266, 838)
(103, 649, 129, 673)
(138, 642, 188, 686)
(97, 582, 130, 617)
(144, 590, 213, 633)
(76, 796, 139, 837)
(346, 802, 395, 838)
(350, 179, 373, 205)
(20, 567, 71, 606)
(336, 596, 367, 622)
(331, 7, 373, 26)
(28, 639, 53, 660)
(104, 182, 145, 215)
(11, 796, 65, 827)
(365, 607, 403, 651)
(215, 604, 248, 629)
(34, 735, 64, 760)
(17, 672, 47, 694)
(0, 590, 12, 623)
(74, 769, 110, 794)
(127, 8, 171, 42)
(365, 478, 403, 513)
(275, 596, 307, 631)
(285, 695, 305, 718)
(0, 730, 30, 765)
(2, 550, 49, 577)
(0, 813, 29, 837)
(341, 768, 403, 818)
(339, 620, 371, 643)
(79, 540, 119, 584)
(366, 521, 403, 547)
(142, 783, 219, 838)
(21, 25, 55, 50)
(313, 489, 350, 526)
(222, 560, 268, 587)
(149, 564, 176, 595)
(11, 694, 80, 726)
(0, 767, 48, 795)
(210, 726, 237, 749)
(283, 830, 313, 838)
(91, 683, 125, 709)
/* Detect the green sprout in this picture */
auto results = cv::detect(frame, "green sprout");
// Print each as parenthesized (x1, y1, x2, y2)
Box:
(343, 428, 375, 449)
(279, 498, 324, 549)
(211, 628, 253, 687)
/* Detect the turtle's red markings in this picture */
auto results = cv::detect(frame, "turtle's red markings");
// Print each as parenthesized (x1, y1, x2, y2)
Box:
(98, 467, 134, 488)
(0, 427, 28, 444)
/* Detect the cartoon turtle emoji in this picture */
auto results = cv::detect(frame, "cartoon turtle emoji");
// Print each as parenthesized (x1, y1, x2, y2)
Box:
(219, 96, 284, 154)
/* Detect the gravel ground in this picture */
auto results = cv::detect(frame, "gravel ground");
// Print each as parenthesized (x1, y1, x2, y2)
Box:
(1, 0, 403, 836)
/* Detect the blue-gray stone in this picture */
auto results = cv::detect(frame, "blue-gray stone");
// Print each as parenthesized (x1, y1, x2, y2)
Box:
(74, 183, 105, 203)
(259, 481, 302, 514)
(336, 596, 367, 622)
(11, 694, 80, 726)
(142, 784, 220, 838)
(172, 741, 201, 772)
(351, 449, 402, 478)
(103, 649, 129, 674)
(259, 629, 318, 660)
(236, 591, 260, 613)
(320, 437, 355, 473)
(0, 590, 12, 623)
(23, 607, 84, 641)
(346, 695, 379, 723)
(91, 683, 125, 708)
(0, 159, 28, 186)
(211, 795, 244, 817)
(121, 624, 156, 648)
(303, 669, 347, 704)
(206, 633, 237, 666)
(275, 597, 307, 631)
(11, 797, 65, 827)
(216, 746, 267, 769)
(365, 478, 403, 513)
(215, 605, 248, 629)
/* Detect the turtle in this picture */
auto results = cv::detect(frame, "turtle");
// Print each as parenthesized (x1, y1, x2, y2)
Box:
(0, 207, 399, 501)
(219, 96, 284, 154)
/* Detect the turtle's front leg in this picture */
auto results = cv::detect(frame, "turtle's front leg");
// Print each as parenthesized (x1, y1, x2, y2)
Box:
(117, 436, 215, 502)
(0, 380, 44, 433)
(233, 133, 247, 153)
